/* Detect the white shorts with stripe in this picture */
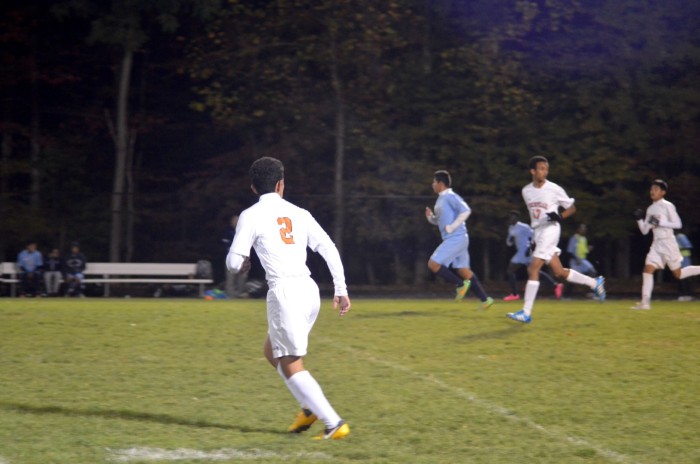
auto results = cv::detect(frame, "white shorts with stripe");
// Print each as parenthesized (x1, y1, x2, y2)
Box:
(266, 275, 320, 359)
(531, 224, 562, 264)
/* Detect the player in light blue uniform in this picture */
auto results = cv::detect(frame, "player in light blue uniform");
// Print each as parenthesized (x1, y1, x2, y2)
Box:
(425, 170, 493, 308)
(504, 210, 562, 301)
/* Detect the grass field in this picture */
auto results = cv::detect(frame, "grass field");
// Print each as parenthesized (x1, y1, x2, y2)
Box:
(0, 296, 698, 464)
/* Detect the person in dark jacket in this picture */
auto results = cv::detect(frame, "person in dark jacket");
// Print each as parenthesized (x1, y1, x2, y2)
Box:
(44, 248, 63, 296)
(63, 242, 87, 297)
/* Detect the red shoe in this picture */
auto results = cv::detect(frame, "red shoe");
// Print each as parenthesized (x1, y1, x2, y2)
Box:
(503, 294, 521, 302)
(554, 283, 563, 300)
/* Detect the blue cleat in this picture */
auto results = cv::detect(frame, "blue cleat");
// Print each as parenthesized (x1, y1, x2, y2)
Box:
(594, 276, 606, 303)
(506, 309, 531, 324)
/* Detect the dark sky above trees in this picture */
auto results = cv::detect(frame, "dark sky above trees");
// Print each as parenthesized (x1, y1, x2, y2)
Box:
(1, 0, 698, 285)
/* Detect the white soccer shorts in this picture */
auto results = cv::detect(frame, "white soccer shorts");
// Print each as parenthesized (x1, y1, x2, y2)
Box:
(531, 225, 562, 263)
(266, 276, 321, 359)
(645, 239, 683, 271)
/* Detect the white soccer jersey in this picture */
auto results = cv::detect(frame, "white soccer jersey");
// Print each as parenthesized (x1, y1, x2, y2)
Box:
(522, 180, 575, 229)
(640, 198, 682, 242)
(229, 193, 347, 296)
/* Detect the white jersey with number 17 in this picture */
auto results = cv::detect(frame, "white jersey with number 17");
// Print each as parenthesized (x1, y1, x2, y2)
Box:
(230, 192, 347, 295)
(522, 180, 575, 229)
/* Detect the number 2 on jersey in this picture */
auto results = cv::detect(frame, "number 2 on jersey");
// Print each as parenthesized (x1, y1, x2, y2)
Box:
(277, 217, 295, 244)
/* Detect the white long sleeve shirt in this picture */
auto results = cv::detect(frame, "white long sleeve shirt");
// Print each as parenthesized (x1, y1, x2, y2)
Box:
(227, 193, 347, 296)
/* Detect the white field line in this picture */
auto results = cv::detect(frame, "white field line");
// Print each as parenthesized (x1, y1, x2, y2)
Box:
(107, 447, 332, 462)
(330, 340, 641, 464)
(0, 456, 9, 464)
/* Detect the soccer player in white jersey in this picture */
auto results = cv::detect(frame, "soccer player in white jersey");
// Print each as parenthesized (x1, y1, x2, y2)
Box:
(226, 157, 351, 440)
(425, 170, 494, 309)
(631, 179, 700, 310)
(506, 156, 606, 323)
(504, 210, 563, 301)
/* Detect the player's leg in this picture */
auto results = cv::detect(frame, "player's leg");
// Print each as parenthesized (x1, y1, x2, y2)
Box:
(523, 257, 545, 313)
(536, 268, 563, 299)
(273, 278, 348, 439)
(633, 247, 665, 310)
(456, 267, 493, 308)
(429, 238, 472, 299)
(632, 264, 656, 310)
(505, 261, 522, 300)
(452, 241, 492, 307)
(551, 256, 605, 301)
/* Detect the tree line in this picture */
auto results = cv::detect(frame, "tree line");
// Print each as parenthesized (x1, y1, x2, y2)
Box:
(1, 0, 698, 286)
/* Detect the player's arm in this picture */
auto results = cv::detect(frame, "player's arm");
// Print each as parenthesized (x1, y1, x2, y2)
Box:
(655, 204, 682, 229)
(560, 204, 576, 220)
(226, 253, 251, 274)
(227, 211, 254, 274)
(425, 207, 437, 225)
(634, 209, 651, 235)
(307, 214, 350, 315)
(445, 210, 470, 234)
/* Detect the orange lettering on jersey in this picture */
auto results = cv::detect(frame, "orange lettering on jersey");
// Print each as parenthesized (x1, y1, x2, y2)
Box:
(277, 217, 294, 244)
(533, 209, 541, 219)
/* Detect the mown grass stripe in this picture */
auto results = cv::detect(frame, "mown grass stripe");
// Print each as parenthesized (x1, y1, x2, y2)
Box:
(106, 447, 332, 462)
(329, 338, 642, 464)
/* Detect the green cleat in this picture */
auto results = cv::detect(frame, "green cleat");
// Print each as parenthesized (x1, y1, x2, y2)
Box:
(455, 280, 471, 302)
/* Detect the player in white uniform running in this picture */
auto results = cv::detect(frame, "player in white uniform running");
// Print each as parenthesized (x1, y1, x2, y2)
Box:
(226, 157, 351, 440)
(504, 210, 563, 301)
(507, 156, 606, 323)
(631, 179, 700, 310)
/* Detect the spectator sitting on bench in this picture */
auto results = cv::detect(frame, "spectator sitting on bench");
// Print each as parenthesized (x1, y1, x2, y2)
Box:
(17, 240, 44, 297)
(63, 242, 87, 297)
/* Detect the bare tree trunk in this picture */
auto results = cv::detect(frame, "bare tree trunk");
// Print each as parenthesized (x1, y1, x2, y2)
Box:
(329, 33, 345, 256)
(0, 99, 11, 261)
(615, 237, 630, 279)
(30, 38, 41, 211)
(480, 239, 490, 281)
(125, 135, 136, 262)
(109, 49, 134, 262)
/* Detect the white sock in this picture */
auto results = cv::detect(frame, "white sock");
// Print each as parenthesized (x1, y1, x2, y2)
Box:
(287, 370, 341, 429)
(566, 269, 596, 288)
(642, 272, 653, 305)
(522, 280, 540, 316)
(680, 266, 700, 279)
(277, 363, 308, 410)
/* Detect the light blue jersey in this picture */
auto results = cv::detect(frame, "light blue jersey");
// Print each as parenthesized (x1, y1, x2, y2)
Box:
(430, 188, 471, 268)
(507, 221, 533, 265)
(17, 250, 43, 273)
(434, 188, 470, 240)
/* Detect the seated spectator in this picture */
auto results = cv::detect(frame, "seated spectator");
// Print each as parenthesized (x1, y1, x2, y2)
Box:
(63, 242, 87, 297)
(44, 248, 63, 296)
(17, 240, 44, 297)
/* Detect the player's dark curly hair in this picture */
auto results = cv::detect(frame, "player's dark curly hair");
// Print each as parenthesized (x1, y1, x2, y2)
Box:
(528, 155, 548, 170)
(249, 157, 284, 195)
(434, 170, 451, 187)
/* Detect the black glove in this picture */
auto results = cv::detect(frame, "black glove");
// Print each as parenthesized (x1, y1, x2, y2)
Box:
(546, 212, 562, 223)
(648, 216, 660, 226)
(633, 209, 644, 220)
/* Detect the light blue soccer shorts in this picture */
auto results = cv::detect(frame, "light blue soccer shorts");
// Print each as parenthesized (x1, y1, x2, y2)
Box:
(430, 234, 471, 269)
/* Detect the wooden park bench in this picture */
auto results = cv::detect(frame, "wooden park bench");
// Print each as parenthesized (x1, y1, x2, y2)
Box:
(1, 262, 213, 297)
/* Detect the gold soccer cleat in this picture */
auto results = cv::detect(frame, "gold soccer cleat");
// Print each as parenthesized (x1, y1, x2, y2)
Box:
(288, 408, 317, 433)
